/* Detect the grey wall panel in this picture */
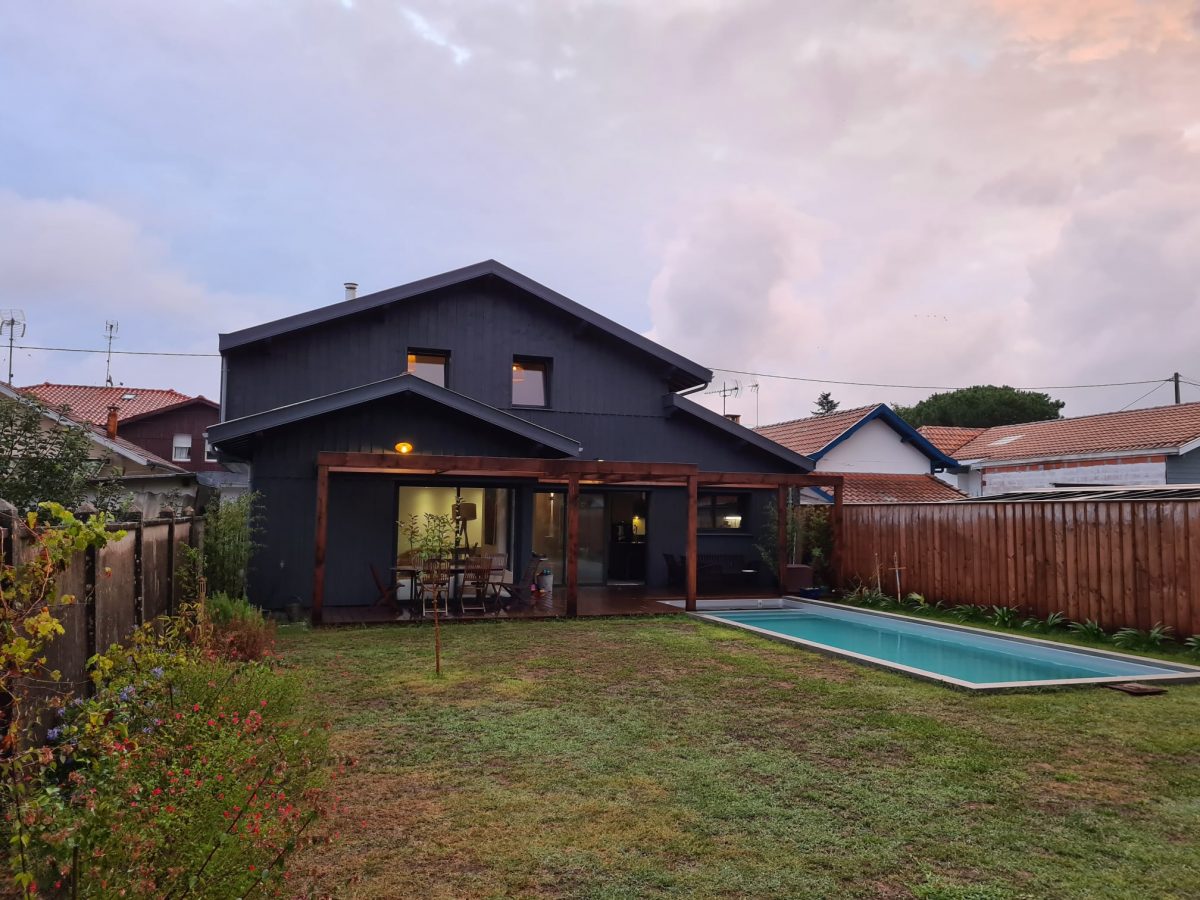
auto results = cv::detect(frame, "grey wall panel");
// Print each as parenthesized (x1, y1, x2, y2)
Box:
(1166, 450, 1200, 484)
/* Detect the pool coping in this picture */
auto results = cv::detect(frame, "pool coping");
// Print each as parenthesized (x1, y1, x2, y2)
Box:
(689, 597, 1200, 692)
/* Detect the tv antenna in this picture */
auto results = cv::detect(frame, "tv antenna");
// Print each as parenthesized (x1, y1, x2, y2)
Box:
(704, 379, 741, 415)
(104, 320, 119, 386)
(749, 380, 760, 427)
(0, 310, 26, 385)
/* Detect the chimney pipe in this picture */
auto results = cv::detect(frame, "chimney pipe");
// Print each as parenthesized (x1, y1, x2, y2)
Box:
(106, 404, 119, 439)
(724, 413, 741, 425)
(344, 282, 358, 301)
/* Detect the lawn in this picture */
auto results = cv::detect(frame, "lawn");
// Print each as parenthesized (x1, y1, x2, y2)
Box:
(278, 617, 1200, 899)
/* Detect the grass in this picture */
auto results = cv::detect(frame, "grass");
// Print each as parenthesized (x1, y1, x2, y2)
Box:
(277, 618, 1200, 899)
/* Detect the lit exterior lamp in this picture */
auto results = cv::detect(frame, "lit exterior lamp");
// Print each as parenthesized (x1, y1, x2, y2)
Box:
(394, 441, 413, 454)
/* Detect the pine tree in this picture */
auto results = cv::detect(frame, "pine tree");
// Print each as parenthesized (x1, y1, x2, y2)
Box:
(813, 392, 840, 416)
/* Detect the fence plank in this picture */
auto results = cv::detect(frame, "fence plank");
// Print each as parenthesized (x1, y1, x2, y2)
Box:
(841, 501, 1200, 635)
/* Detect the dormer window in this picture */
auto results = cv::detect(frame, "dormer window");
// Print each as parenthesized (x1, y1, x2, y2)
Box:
(512, 357, 549, 407)
(407, 350, 449, 387)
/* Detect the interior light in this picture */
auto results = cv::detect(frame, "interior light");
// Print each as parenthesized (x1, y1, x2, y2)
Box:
(394, 441, 413, 454)
(723, 515, 742, 528)
(512, 362, 525, 383)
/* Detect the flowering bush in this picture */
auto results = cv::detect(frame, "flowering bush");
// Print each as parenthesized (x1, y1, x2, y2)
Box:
(6, 632, 327, 897)
(1, 505, 328, 897)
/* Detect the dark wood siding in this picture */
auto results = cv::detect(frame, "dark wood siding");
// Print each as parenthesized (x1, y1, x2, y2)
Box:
(120, 402, 222, 473)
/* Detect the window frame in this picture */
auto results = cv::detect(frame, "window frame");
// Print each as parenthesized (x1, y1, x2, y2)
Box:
(697, 492, 750, 532)
(204, 439, 218, 463)
(172, 433, 193, 462)
(406, 348, 450, 388)
(511, 356, 551, 408)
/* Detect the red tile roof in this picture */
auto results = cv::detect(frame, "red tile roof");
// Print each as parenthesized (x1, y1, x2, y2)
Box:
(827, 472, 965, 504)
(19, 383, 209, 426)
(952, 401, 1200, 462)
(756, 405, 882, 455)
(917, 425, 986, 455)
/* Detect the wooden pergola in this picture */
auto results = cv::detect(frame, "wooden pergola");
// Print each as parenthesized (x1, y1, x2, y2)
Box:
(312, 451, 845, 626)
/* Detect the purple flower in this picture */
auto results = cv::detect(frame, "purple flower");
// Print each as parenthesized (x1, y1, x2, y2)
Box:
(55, 707, 66, 719)
(151, 667, 164, 679)
(46, 727, 62, 741)
(119, 686, 136, 702)
(142, 726, 154, 734)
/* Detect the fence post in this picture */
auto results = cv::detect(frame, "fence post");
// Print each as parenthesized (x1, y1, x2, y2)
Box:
(165, 511, 177, 615)
(83, 532, 98, 698)
(133, 514, 145, 628)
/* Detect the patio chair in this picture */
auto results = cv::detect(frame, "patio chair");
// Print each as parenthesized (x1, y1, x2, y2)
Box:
(495, 554, 546, 610)
(420, 557, 451, 617)
(461, 557, 492, 616)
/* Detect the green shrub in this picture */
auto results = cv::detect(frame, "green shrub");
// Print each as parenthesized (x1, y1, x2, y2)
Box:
(206, 591, 276, 661)
(7, 631, 326, 897)
(202, 493, 263, 598)
(950, 604, 987, 623)
(1068, 619, 1108, 642)
(1185, 635, 1200, 658)
(988, 605, 1020, 627)
(1112, 623, 1174, 650)
(1021, 611, 1067, 633)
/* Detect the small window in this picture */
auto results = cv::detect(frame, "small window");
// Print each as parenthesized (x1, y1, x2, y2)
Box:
(407, 350, 449, 387)
(698, 493, 749, 530)
(204, 440, 218, 462)
(172, 433, 193, 462)
(512, 357, 549, 407)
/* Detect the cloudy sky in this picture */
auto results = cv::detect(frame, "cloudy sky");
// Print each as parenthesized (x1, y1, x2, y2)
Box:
(2, 0, 1199, 425)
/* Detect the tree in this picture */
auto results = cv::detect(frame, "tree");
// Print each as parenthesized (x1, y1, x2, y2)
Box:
(893, 385, 1064, 428)
(0, 394, 100, 511)
(813, 391, 840, 416)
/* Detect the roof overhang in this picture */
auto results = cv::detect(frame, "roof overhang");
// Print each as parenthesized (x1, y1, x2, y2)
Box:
(118, 395, 219, 425)
(208, 373, 584, 458)
(812, 405, 961, 469)
(663, 394, 815, 471)
(218, 260, 713, 391)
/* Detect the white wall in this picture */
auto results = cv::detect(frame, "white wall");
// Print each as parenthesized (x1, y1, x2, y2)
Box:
(815, 418, 933, 474)
(973, 458, 1167, 496)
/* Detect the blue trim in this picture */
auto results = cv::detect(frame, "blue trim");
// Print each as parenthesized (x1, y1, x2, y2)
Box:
(811, 405, 960, 469)
(809, 487, 834, 503)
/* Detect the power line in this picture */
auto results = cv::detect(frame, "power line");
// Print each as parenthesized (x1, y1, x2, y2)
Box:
(14, 344, 219, 358)
(1118, 380, 1168, 411)
(707, 366, 1167, 392)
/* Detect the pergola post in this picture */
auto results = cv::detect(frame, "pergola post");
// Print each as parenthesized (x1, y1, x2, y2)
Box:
(312, 463, 329, 627)
(777, 484, 789, 593)
(685, 474, 698, 611)
(831, 479, 845, 589)
(565, 475, 580, 616)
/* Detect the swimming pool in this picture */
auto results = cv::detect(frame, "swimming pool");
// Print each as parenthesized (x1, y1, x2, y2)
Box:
(696, 599, 1200, 691)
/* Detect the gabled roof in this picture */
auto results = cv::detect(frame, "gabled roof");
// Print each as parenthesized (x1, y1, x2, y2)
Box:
(823, 472, 965, 504)
(951, 401, 1200, 463)
(756, 404, 960, 469)
(0, 383, 186, 473)
(917, 425, 986, 456)
(663, 394, 814, 471)
(218, 260, 713, 392)
(19, 383, 212, 426)
(208, 373, 583, 458)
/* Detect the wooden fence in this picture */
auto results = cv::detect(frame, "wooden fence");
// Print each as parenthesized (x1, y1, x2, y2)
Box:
(841, 501, 1200, 636)
(1, 509, 203, 697)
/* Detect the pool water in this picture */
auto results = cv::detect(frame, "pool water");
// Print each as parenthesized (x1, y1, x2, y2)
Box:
(705, 604, 1198, 688)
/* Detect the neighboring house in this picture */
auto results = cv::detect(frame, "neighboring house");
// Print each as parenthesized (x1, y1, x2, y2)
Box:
(20, 383, 223, 473)
(209, 260, 826, 616)
(919, 402, 1200, 497)
(756, 404, 965, 503)
(0, 382, 196, 516)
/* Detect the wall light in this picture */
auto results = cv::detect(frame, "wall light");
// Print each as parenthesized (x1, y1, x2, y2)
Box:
(394, 441, 414, 454)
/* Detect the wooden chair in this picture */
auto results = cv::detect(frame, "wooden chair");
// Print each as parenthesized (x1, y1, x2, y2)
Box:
(370, 563, 397, 609)
(461, 557, 492, 616)
(495, 554, 545, 610)
(420, 557, 451, 617)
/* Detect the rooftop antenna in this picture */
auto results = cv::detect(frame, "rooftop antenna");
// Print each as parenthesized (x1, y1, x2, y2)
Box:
(0, 310, 26, 385)
(750, 380, 760, 427)
(104, 320, 119, 386)
(704, 379, 741, 415)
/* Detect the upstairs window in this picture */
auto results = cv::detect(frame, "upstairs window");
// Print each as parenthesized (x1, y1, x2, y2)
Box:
(698, 493, 749, 530)
(204, 439, 219, 462)
(172, 433, 193, 462)
(407, 350, 449, 387)
(512, 357, 549, 407)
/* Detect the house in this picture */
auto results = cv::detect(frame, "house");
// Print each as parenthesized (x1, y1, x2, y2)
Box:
(919, 402, 1200, 497)
(20, 383, 223, 473)
(756, 404, 965, 503)
(0, 382, 196, 516)
(208, 260, 840, 621)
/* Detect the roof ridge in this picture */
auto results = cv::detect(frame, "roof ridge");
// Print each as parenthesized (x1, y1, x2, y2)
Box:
(973, 399, 1200, 433)
(757, 403, 882, 431)
(21, 382, 188, 394)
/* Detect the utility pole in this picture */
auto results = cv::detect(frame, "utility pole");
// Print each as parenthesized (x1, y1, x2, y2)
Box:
(0, 310, 26, 385)
(1173, 372, 1181, 405)
(104, 320, 119, 386)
